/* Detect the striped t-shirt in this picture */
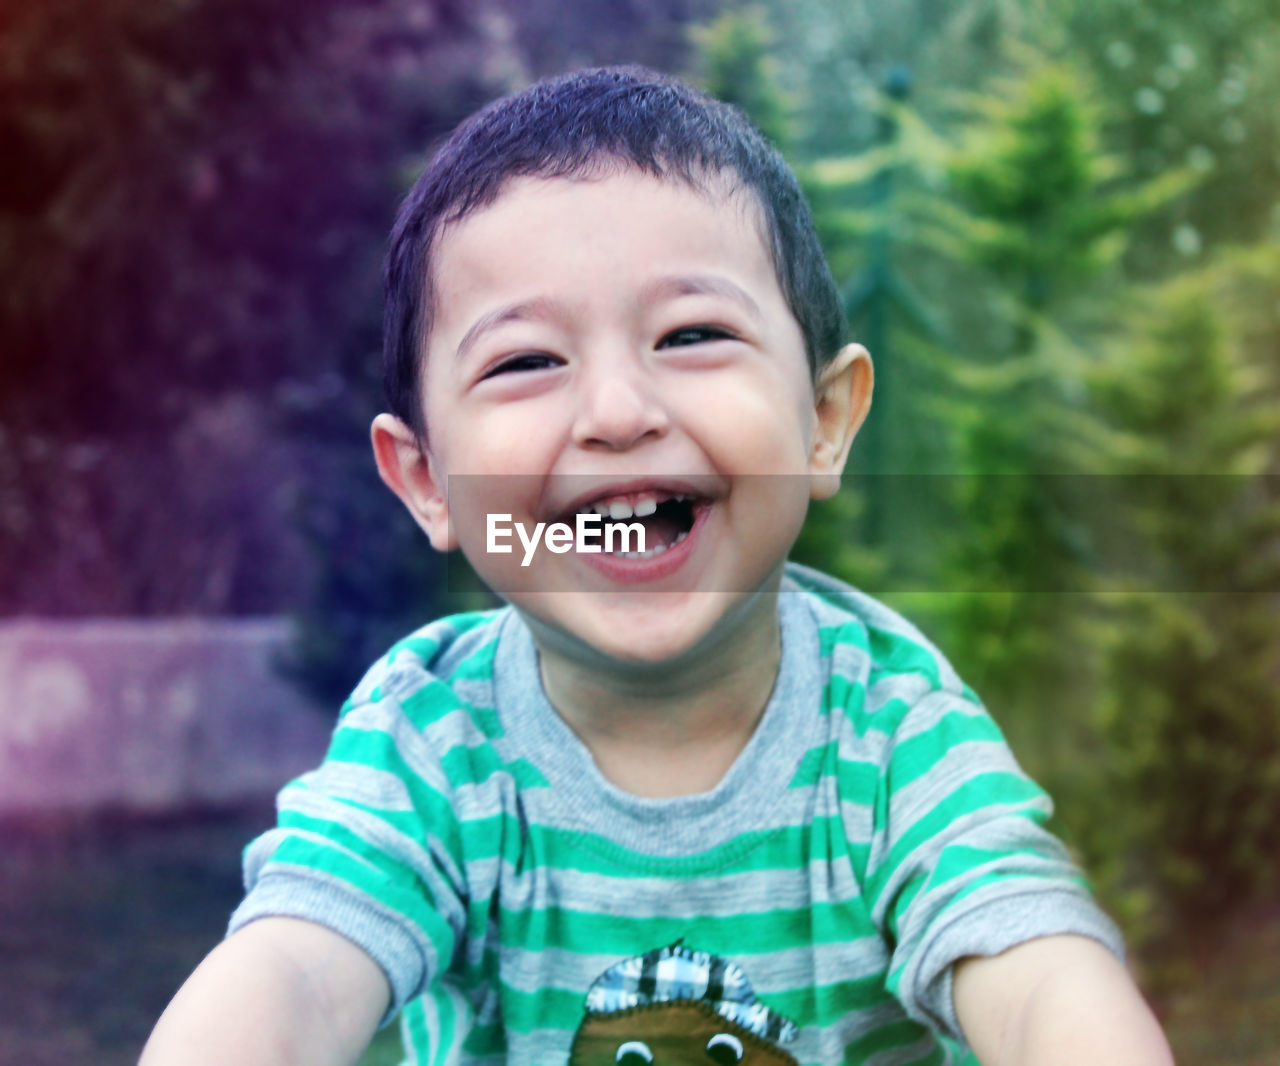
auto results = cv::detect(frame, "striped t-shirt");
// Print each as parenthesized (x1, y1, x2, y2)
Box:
(230, 563, 1121, 1065)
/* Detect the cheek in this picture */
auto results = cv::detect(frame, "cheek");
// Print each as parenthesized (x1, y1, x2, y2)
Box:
(693, 384, 816, 470)
(429, 400, 562, 478)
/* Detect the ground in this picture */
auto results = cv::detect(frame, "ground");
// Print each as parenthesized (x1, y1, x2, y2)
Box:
(0, 809, 1273, 1065)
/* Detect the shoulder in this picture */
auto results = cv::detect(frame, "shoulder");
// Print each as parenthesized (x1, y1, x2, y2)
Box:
(343, 606, 510, 716)
(783, 562, 979, 719)
(326, 607, 520, 782)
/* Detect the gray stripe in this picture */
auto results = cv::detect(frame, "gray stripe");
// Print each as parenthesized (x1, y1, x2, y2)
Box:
(887, 691, 985, 747)
(867, 794, 1060, 932)
(338, 703, 455, 797)
(826, 638, 871, 687)
(505, 1029, 575, 1063)
(470, 855, 865, 923)
(886, 736, 1031, 833)
(864, 671, 939, 721)
(294, 761, 416, 812)
(864, 1029, 955, 1065)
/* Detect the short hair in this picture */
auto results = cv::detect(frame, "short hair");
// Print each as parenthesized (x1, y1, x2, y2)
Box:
(383, 65, 846, 438)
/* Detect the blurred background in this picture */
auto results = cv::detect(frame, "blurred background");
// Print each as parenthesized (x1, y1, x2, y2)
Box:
(1, 0, 1277, 1063)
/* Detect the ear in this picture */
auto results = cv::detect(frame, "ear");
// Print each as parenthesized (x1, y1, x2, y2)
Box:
(809, 344, 873, 501)
(370, 413, 456, 551)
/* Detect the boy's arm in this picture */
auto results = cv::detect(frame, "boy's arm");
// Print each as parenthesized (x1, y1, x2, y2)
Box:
(139, 916, 390, 1066)
(953, 934, 1174, 1066)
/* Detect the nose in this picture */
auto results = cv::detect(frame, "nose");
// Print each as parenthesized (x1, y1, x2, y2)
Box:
(571, 361, 670, 451)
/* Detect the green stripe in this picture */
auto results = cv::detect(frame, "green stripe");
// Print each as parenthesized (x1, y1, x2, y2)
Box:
(866, 624, 942, 686)
(866, 771, 1046, 913)
(460, 1018, 505, 1057)
(842, 693, 914, 739)
(818, 622, 870, 657)
(927, 843, 1056, 891)
(764, 973, 895, 1028)
(789, 741, 835, 788)
(270, 832, 455, 956)
(837, 756, 880, 804)
(888, 711, 1006, 791)
(824, 674, 865, 721)
(496, 899, 878, 957)
(402, 997, 428, 1062)
(320, 730, 463, 827)
(499, 983, 585, 1034)
(388, 634, 444, 665)
(452, 633, 500, 679)
(398, 678, 480, 730)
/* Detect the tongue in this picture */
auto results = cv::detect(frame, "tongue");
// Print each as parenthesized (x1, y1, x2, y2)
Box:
(616, 512, 682, 551)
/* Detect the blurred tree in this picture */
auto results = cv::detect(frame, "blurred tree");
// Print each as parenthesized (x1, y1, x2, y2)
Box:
(694, 5, 789, 146)
(1035, 0, 1280, 273)
(495, 0, 716, 81)
(1088, 258, 1280, 938)
(926, 58, 1194, 789)
(0, 0, 500, 615)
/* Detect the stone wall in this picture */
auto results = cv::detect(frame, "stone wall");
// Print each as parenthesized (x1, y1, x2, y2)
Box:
(0, 619, 332, 814)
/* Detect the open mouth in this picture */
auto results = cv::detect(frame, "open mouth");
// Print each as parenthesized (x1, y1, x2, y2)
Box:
(570, 491, 702, 559)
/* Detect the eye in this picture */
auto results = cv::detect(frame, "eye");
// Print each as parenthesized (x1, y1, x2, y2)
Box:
(705, 1033, 744, 1065)
(615, 1040, 654, 1065)
(480, 352, 562, 379)
(657, 325, 734, 348)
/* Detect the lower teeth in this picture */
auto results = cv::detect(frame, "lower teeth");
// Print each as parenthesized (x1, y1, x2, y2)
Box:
(614, 530, 687, 560)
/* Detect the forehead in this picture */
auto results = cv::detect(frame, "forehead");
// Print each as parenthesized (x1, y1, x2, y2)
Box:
(424, 168, 785, 345)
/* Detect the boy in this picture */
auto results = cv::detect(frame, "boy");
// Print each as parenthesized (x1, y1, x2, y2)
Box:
(141, 67, 1172, 1066)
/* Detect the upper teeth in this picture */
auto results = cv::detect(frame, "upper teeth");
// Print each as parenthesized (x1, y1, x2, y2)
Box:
(587, 493, 683, 520)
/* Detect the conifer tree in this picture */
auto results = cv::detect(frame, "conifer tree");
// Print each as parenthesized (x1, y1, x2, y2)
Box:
(1089, 259, 1280, 933)
(933, 57, 1190, 789)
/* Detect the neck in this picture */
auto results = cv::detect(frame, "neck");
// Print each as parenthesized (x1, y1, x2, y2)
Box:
(526, 587, 784, 797)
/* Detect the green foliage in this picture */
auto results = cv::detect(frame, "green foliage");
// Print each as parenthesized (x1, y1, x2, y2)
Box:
(0, 0, 500, 614)
(694, 7, 790, 145)
(945, 57, 1194, 318)
(1088, 271, 1280, 931)
(1036, 0, 1280, 264)
(929, 61, 1134, 768)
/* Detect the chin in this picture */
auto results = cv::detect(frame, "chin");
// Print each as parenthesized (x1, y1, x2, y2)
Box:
(563, 590, 751, 669)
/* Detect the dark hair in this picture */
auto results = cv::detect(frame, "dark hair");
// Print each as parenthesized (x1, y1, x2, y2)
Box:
(383, 65, 846, 438)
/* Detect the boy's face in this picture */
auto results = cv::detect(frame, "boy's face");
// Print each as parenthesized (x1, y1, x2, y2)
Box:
(375, 168, 869, 665)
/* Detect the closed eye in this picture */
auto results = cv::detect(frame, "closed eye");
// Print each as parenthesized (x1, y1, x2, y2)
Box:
(480, 353, 563, 379)
(657, 325, 736, 349)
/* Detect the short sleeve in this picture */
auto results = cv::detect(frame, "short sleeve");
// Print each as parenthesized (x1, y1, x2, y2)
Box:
(228, 672, 469, 1026)
(862, 689, 1124, 1043)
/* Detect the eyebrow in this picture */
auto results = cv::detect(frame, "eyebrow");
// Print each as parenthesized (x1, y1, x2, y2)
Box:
(455, 297, 561, 362)
(640, 273, 764, 323)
